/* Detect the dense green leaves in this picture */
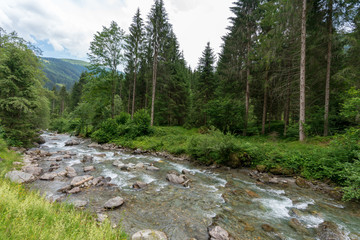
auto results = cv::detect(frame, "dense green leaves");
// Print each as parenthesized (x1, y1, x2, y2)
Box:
(0, 29, 49, 146)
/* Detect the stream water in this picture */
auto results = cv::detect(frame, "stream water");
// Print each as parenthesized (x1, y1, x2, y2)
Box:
(28, 132, 360, 240)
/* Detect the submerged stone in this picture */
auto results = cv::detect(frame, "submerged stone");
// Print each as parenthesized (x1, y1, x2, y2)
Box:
(132, 229, 167, 240)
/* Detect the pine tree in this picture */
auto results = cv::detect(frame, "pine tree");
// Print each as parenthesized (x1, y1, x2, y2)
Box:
(147, 0, 170, 126)
(196, 42, 216, 125)
(126, 8, 145, 119)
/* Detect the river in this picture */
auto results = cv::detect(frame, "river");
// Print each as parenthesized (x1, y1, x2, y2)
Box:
(28, 132, 360, 239)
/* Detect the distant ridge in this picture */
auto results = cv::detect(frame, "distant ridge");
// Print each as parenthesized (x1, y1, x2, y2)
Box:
(41, 57, 89, 90)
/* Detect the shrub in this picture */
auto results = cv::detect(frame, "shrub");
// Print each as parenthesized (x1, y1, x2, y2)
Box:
(115, 112, 131, 125)
(133, 109, 151, 135)
(91, 118, 118, 143)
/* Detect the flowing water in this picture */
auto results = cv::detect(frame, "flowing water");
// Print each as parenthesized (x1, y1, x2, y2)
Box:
(29, 132, 360, 240)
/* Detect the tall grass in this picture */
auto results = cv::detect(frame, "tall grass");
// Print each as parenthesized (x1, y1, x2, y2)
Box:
(0, 138, 127, 240)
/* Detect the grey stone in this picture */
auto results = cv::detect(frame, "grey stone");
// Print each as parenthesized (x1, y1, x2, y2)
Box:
(208, 226, 229, 240)
(71, 175, 93, 186)
(132, 230, 167, 240)
(22, 165, 43, 176)
(40, 172, 58, 180)
(5, 170, 35, 183)
(96, 213, 108, 222)
(65, 166, 77, 178)
(83, 166, 95, 172)
(317, 221, 345, 240)
(146, 166, 160, 171)
(68, 187, 81, 194)
(104, 196, 124, 209)
(166, 173, 186, 185)
(72, 200, 88, 208)
(133, 181, 148, 189)
(65, 140, 80, 146)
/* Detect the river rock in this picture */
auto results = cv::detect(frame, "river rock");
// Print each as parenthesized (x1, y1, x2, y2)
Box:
(72, 200, 88, 208)
(132, 229, 167, 240)
(261, 224, 275, 232)
(135, 163, 144, 169)
(96, 213, 108, 222)
(295, 177, 312, 188)
(68, 187, 81, 194)
(36, 136, 46, 144)
(71, 175, 93, 186)
(182, 169, 195, 175)
(245, 189, 260, 198)
(5, 170, 36, 183)
(65, 140, 80, 146)
(113, 160, 124, 168)
(133, 181, 148, 189)
(22, 165, 43, 176)
(317, 221, 345, 240)
(40, 172, 58, 180)
(83, 166, 95, 172)
(48, 156, 63, 161)
(58, 185, 72, 193)
(208, 226, 229, 240)
(66, 166, 77, 177)
(166, 173, 188, 185)
(289, 218, 309, 235)
(104, 196, 124, 209)
(146, 166, 160, 171)
(81, 155, 93, 163)
(88, 142, 100, 148)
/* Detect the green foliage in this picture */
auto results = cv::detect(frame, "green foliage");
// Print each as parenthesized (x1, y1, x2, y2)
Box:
(340, 88, 360, 124)
(0, 30, 50, 146)
(187, 128, 240, 165)
(133, 109, 151, 135)
(91, 118, 118, 143)
(115, 112, 131, 125)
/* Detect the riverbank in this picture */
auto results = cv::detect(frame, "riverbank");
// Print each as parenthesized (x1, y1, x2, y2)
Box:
(0, 138, 127, 240)
(107, 126, 359, 201)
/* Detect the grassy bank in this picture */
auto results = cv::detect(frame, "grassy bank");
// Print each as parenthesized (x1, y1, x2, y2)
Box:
(111, 126, 360, 201)
(0, 139, 127, 240)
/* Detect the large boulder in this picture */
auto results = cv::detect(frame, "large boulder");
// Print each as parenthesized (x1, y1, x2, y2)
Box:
(104, 196, 124, 209)
(317, 221, 345, 240)
(22, 165, 43, 176)
(5, 170, 35, 183)
(166, 173, 190, 187)
(65, 139, 80, 146)
(208, 226, 229, 240)
(40, 172, 58, 180)
(132, 230, 167, 240)
(70, 175, 93, 186)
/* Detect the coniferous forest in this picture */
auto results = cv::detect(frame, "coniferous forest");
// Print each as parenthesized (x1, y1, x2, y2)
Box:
(1, 1, 360, 237)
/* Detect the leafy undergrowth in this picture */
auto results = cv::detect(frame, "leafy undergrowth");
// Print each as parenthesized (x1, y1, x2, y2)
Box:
(0, 139, 127, 240)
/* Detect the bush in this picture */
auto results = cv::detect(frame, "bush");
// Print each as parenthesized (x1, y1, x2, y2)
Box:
(188, 128, 240, 165)
(115, 112, 131, 125)
(91, 118, 118, 143)
(133, 109, 151, 135)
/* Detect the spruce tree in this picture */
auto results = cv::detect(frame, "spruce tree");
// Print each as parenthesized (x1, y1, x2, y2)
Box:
(126, 8, 145, 119)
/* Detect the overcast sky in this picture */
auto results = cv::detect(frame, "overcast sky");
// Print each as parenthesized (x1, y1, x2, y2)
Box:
(0, 0, 234, 69)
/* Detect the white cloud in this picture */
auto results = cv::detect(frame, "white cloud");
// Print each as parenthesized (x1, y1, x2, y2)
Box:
(0, 0, 233, 68)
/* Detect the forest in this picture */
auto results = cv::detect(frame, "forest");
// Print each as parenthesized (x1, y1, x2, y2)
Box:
(0, 0, 359, 202)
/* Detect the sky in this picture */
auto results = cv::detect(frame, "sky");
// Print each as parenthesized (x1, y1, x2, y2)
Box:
(0, 0, 234, 69)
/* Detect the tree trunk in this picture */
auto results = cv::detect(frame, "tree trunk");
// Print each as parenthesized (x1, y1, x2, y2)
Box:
(111, 73, 116, 118)
(284, 79, 291, 136)
(243, 40, 251, 136)
(261, 70, 269, 135)
(131, 70, 137, 119)
(127, 80, 132, 114)
(324, 0, 332, 137)
(150, 49, 158, 126)
(299, 0, 307, 141)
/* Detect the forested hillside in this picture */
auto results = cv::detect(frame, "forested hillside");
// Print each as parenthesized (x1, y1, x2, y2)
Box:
(41, 57, 88, 89)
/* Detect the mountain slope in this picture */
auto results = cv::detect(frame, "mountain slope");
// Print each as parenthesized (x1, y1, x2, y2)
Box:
(41, 57, 89, 90)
